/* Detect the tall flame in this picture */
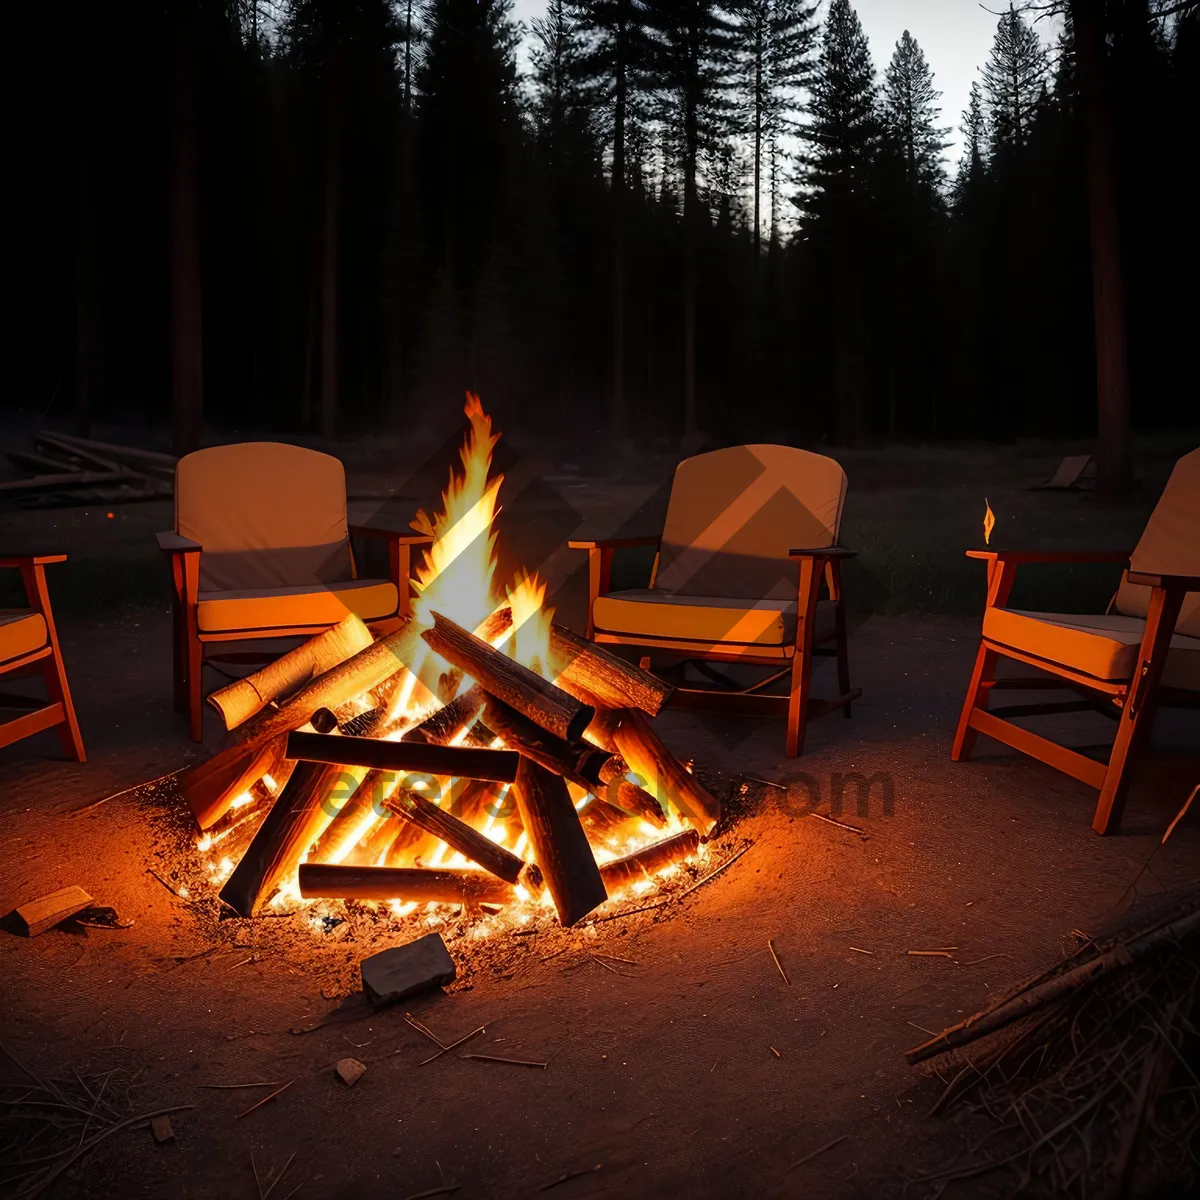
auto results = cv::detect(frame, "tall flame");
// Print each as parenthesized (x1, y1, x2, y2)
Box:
(983, 498, 995, 546)
(411, 393, 504, 630)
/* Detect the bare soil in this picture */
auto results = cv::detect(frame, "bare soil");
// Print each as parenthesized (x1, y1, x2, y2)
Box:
(2, 434, 1198, 1198)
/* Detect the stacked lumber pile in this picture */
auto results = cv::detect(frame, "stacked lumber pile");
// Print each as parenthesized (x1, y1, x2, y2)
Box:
(1, 431, 175, 507)
(908, 895, 1200, 1197)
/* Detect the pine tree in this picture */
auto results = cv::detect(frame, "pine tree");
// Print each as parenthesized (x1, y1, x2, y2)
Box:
(800, 0, 878, 440)
(952, 80, 987, 207)
(881, 30, 947, 200)
(531, 0, 594, 167)
(801, 0, 876, 215)
(572, 0, 653, 439)
(645, 0, 740, 439)
(981, 4, 1048, 150)
(417, 0, 520, 291)
(733, 0, 817, 254)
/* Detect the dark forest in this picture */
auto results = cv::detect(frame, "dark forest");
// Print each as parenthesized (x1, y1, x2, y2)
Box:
(10, 0, 1199, 459)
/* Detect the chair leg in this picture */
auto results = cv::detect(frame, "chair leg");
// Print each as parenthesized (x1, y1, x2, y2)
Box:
(786, 557, 820, 758)
(786, 647, 813, 757)
(172, 598, 186, 713)
(1091, 584, 1181, 836)
(835, 603, 852, 718)
(186, 634, 204, 742)
(41, 646, 86, 762)
(952, 641, 999, 761)
(1091, 701, 1153, 836)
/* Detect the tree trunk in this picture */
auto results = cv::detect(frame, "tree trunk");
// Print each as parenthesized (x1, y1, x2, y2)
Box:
(75, 36, 96, 438)
(1071, 0, 1133, 501)
(683, 123, 699, 443)
(170, 13, 203, 456)
(612, 9, 628, 441)
(319, 45, 345, 441)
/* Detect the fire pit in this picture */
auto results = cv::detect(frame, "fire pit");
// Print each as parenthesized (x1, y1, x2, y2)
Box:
(182, 397, 724, 933)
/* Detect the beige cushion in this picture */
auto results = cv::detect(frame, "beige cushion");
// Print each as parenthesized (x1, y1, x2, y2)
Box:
(1116, 446, 1200, 636)
(0, 611, 48, 664)
(984, 607, 1200, 691)
(197, 579, 397, 634)
(594, 589, 837, 649)
(654, 445, 847, 600)
(176, 443, 353, 591)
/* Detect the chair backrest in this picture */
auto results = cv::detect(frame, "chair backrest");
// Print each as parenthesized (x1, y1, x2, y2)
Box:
(654, 444, 848, 601)
(175, 443, 352, 591)
(1115, 446, 1200, 637)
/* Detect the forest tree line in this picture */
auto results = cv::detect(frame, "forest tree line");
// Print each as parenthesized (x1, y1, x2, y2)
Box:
(10, 0, 1199, 454)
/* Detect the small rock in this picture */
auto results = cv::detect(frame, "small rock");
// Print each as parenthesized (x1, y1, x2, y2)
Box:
(150, 1115, 174, 1143)
(336, 1057, 366, 1087)
(361, 933, 456, 1008)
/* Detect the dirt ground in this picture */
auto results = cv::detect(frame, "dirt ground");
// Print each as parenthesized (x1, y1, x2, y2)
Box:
(2, 432, 1199, 1198)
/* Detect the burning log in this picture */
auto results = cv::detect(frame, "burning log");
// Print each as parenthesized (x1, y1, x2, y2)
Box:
(422, 612, 594, 743)
(207, 614, 374, 730)
(610, 710, 720, 838)
(404, 686, 485, 745)
(512, 758, 607, 927)
(286, 731, 519, 783)
(181, 625, 418, 826)
(480, 695, 665, 828)
(598, 829, 699, 891)
(383, 787, 540, 890)
(308, 768, 394, 863)
(549, 623, 673, 716)
(479, 695, 606, 790)
(220, 760, 371, 916)
(297, 864, 516, 906)
(190, 736, 285, 831)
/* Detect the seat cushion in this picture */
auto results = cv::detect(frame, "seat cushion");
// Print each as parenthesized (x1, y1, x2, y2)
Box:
(197, 579, 398, 634)
(0, 611, 48, 664)
(593, 589, 836, 649)
(983, 608, 1200, 691)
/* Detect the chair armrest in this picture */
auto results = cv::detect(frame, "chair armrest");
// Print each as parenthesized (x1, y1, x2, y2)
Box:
(789, 545, 856, 559)
(0, 553, 67, 568)
(156, 531, 202, 553)
(1125, 571, 1200, 592)
(348, 525, 434, 545)
(568, 536, 660, 551)
(966, 549, 1131, 565)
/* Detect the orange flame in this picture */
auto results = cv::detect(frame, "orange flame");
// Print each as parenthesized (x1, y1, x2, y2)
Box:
(983, 498, 995, 546)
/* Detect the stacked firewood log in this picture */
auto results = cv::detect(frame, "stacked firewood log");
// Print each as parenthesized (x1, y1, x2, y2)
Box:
(179, 612, 721, 927)
(1, 431, 176, 507)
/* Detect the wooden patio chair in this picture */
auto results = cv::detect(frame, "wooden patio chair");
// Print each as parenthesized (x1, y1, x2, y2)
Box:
(159, 442, 429, 741)
(953, 446, 1200, 834)
(0, 553, 85, 761)
(570, 444, 860, 757)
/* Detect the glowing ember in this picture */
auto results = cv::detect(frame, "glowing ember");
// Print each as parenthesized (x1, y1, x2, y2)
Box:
(196, 393, 704, 928)
(983, 497, 995, 545)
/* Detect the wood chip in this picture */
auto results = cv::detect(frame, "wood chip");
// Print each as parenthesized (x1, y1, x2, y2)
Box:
(906, 950, 955, 958)
(768, 939, 790, 985)
(770, 1047, 781, 1058)
(150, 1115, 174, 1143)
(335, 1058, 367, 1086)
(848, 946, 873, 955)
(11, 885, 93, 936)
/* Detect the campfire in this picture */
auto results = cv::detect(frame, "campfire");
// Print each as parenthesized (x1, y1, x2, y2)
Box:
(183, 396, 721, 931)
